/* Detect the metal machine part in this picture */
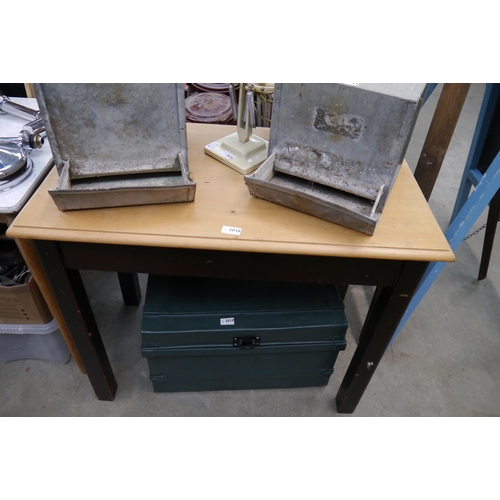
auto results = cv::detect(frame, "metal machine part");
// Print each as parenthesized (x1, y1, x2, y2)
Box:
(0, 142, 29, 178)
(0, 95, 46, 184)
(0, 97, 53, 214)
(228, 84, 238, 120)
(0, 95, 45, 147)
(0, 95, 40, 121)
(231, 83, 274, 142)
(20, 117, 46, 148)
(0, 155, 34, 191)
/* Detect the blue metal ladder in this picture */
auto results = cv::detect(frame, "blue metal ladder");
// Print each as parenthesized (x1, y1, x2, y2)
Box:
(450, 83, 500, 280)
(391, 83, 500, 344)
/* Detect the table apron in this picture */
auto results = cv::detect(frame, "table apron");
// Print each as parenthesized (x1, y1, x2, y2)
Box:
(58, 241, 404, 287)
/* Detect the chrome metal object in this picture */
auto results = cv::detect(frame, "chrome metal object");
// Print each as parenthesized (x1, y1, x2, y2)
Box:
(0, 141, 28, 177)
(0, 95, 40, 121)
(228, 83, 238, 120)
(0, 95, 45, 183)
(1, 95, 46, 151)
(0, 97, 54, 214)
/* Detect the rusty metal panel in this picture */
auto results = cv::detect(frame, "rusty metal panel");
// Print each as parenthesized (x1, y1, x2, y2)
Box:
(49, 152, 195, 211)
(245, 83, 426, 234)
(246, 153, 377, 235)
(33, 83, 195, 210)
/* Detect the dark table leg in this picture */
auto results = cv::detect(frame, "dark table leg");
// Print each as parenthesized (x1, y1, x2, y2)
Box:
(414, 83, 471, 201)
(32, 240, 117, 401)
(335, 261, 429, 413)
(478, 188, 500, 280)
(117, 272, 142, 306)
(336, 284, 349, 301)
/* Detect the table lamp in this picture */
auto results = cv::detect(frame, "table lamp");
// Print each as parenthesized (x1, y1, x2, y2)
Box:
(204, 83, 273, 174)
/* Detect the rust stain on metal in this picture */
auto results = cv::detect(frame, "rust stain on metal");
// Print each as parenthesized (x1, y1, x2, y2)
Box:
(273, 144, 378, 200)
(314, 108, 363, 140)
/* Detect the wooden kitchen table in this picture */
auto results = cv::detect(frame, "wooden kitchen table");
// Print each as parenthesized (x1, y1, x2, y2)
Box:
(7, 123, 455, 413)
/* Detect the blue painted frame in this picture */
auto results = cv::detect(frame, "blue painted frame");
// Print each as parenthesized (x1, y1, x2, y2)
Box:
(450, 84, 500, 221)
(390, 84, 500, 344)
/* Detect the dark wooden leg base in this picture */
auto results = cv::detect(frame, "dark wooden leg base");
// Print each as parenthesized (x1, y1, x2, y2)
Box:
(118, 272, 142, 306)
(335, 262, 428, 413)
(33, 240, 118, 401)
(478, 189, 500, 280)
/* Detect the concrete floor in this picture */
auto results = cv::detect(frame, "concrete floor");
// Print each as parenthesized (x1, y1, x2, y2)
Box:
(1, 83, 499, 417)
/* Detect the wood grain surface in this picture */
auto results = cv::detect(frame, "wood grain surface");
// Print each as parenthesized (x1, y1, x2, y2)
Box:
(8, 124, 454, 263)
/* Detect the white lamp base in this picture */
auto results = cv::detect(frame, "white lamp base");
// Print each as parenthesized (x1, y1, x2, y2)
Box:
(205, 132, 269, 175)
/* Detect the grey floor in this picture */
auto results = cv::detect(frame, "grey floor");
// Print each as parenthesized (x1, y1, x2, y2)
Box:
(1, 83, 499, 417)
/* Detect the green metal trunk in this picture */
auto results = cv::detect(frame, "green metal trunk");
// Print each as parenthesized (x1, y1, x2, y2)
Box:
(141, 275, 348, 393)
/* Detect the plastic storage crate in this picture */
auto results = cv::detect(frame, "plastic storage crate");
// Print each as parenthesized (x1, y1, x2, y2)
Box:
(141, 275, 348, 392)
(0, 319, 71, 364)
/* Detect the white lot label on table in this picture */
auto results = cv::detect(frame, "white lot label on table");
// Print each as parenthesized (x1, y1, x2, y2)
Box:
(221, 225, 242, 236)
(220, 317, 235, 326)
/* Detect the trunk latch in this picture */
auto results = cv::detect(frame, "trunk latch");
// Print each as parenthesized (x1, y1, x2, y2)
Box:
(233, 336, 260, 349)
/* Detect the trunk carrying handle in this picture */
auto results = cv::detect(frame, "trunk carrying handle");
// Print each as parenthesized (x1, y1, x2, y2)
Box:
(233, 336, 260, 349)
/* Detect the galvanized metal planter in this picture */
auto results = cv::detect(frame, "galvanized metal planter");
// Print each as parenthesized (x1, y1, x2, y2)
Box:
(34, 83, 195, 210)
(245, 83, 427, 235)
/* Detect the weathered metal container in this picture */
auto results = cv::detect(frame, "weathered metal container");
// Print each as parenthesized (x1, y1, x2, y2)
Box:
(34, 83, 196, 211)
(245, 83, 427, 235)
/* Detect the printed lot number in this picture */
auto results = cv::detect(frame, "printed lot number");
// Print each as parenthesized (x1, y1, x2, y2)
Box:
(221, 225, 242, 236)
(221, 151, 234, 160)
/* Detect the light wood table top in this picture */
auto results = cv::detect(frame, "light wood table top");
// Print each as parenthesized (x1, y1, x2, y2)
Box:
(8, 123, 454, 263)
